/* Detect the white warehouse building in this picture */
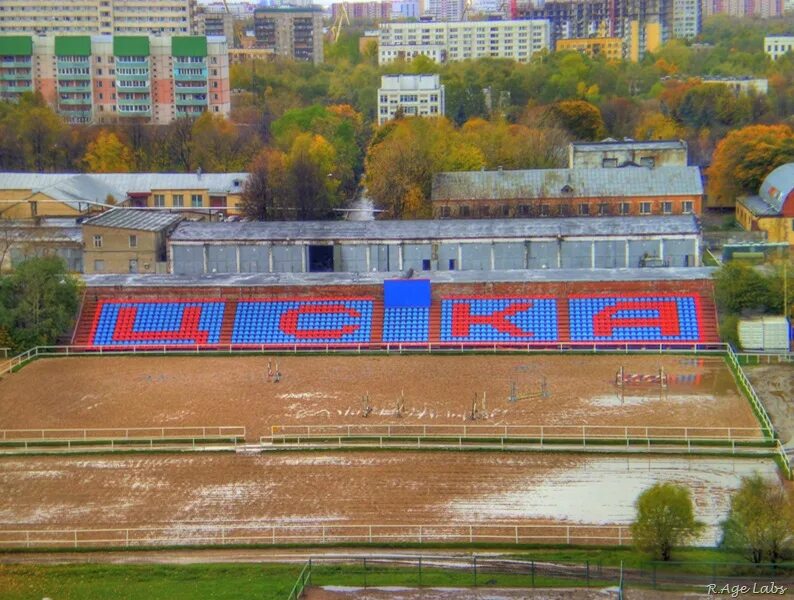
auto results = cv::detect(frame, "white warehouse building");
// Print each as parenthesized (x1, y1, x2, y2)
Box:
(377, 74, 445, 125)
(378, 19, 550, 65)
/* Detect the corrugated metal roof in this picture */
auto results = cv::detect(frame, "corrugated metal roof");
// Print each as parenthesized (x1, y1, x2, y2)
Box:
(759, 163, 794, 213)
(82, 267, 718, 288)
(170, 216, 699, 243)
(83, 209, 183, 231)
(432, 166, 703, 201)
(6, 226, 82, 243)
(571, 140, 687, 152)
(0, 172, 248, 210)
(737, 195, 780, 217)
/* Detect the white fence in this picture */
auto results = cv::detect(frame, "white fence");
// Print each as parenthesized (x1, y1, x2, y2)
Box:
(725, 345, 776, 436)
(268, 423, 765, 443)
(0, 343, 730, 378)
(0, 426, 246, 452)
(0, 522, 632, 549)
(0, 425, 245, 442)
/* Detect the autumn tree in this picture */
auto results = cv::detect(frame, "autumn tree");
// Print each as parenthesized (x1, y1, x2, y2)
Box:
(460, 117, 568, 170)
(83, 130, 133, 173)
(283, 133, 340, 220)
(722, 474, 794, 563)
(545, 100, 605, 141)
(190, 112, 260, 172)
(241, 148, 287, 221)
(706, 124, 794, 206)
(16, 95, 69, 172)
(634, 112, 686, 141)
(631, 482, 704, 561)
(365, 117, 484, 218)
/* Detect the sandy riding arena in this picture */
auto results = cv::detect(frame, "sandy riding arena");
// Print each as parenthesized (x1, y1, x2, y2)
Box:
(0, 453, 779, 546)
(0, 355, 759, 441)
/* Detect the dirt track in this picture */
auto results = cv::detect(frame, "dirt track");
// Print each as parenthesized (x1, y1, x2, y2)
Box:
(0, 452, 778, 546)
(0, 355, 758, 441)
(744, 364, 794, 444)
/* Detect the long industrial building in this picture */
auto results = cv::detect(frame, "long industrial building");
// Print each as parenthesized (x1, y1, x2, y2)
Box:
(0, 34, 230, 124)
(0, 0, 198, 36)
(167, 216, 702, 276)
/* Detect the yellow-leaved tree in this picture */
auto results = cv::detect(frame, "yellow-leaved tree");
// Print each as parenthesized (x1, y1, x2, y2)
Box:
(707, 124, 794, 207)
(83, 130, 133, 173)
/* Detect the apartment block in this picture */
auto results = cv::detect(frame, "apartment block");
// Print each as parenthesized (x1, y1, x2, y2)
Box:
(378, 20, 550, 65)
(673, 0, 701, 39)
(199, 12, 235, 48)
(253, 6, 323, 64)
(425, 0, 466, 21)
(331, 2, 392, 21)
(378, 74, 444, 125)
(0, 34, 230, 124)
(765, 35, 794, 60)
(522, 0, 678, 61)
(703, 0, 783, 16)
(555, 37, 623, 60)
(0, 0, 198, 36)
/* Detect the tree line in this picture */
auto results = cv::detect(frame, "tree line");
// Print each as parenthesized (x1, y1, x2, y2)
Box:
(1, 15, 793, 218)
(633, 475, 794, 564)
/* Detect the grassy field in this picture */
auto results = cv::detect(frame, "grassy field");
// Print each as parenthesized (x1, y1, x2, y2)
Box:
(0, 546, 782, 600)
(0, 562, 614, 600)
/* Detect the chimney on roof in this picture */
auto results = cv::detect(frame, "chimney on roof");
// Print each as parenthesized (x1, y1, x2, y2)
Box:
(196, 167, 202, 179)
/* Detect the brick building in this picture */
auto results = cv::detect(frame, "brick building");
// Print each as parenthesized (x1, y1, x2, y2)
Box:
(431, 166, 703, 219)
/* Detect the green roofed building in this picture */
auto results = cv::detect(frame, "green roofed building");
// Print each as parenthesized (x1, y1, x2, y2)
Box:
(0, 36, 34, 101)
(0, 34, 230, 125)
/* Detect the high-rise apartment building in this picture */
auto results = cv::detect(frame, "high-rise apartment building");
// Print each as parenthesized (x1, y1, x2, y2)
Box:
(702, 0, 783, 16)
(253, 6, 323, 64)
(199, 12, 235, 48)
(0, 0, 198, 36)
(378, 19, 550, 64)
(425, 0, 467, 21)
(673, 0, 701, 39)
(522, 0, 678, 60)
(377, 74, 445, 125)
(0, 35, 230, 124)
(331, 2, 392, 21)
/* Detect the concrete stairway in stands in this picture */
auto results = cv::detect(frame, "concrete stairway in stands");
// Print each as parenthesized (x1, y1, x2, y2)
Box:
(71, 293, 101, 346)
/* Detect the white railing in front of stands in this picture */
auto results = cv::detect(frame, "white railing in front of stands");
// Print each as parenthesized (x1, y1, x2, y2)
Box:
(0, 522, 633, 549)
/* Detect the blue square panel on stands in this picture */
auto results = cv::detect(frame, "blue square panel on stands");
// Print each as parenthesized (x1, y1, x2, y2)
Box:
(384, 279, 431, 308)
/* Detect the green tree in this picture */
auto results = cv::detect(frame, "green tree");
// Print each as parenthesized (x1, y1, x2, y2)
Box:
(714, 262, 775, 316)
(0, 256, 80, 351)
(545, 100, 605, 141)
(722, 474, 794, 563)
(631, 482, 704, 561)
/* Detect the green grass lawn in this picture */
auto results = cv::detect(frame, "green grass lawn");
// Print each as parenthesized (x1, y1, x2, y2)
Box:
(3, 547, 788, 600)
(0, 561, 616, 600)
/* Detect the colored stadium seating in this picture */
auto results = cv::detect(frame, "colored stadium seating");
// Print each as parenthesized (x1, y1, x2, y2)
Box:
(382, 307, 430, 343)
(231, 299, 373, 345)
(83, 290, 715, 348)
(568, 296, 701, 342)
(91, 301, 225, 346)
(440, 298, 558, 343)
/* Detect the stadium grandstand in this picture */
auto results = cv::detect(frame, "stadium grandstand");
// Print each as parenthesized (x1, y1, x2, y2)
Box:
(73, 268, 720, 349)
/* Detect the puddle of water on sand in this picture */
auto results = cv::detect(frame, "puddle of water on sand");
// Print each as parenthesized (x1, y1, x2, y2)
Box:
(443, 457, 779, 545)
